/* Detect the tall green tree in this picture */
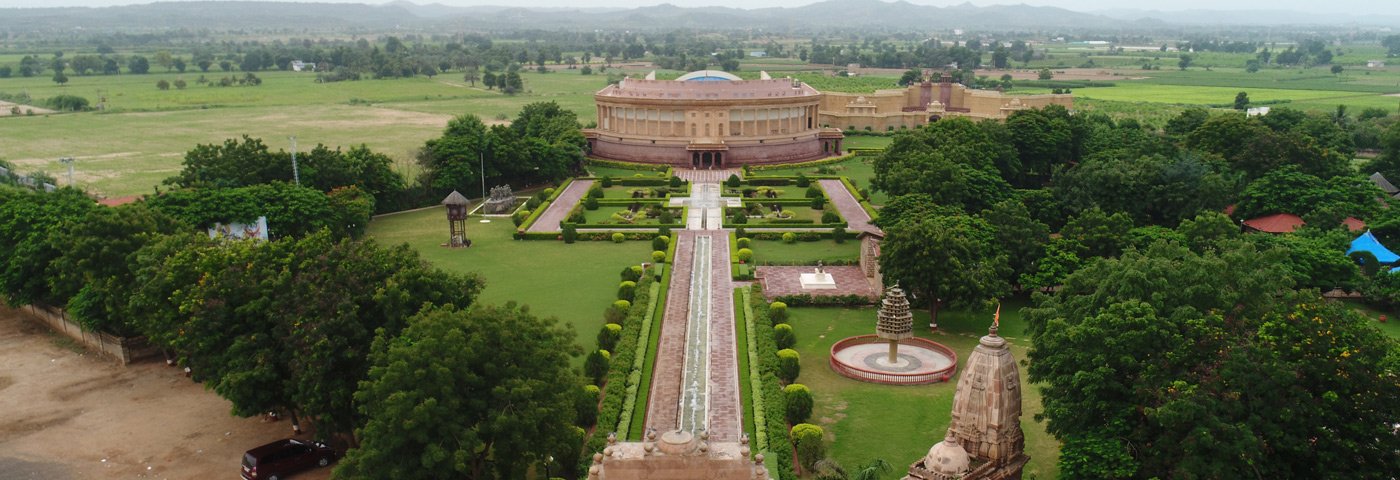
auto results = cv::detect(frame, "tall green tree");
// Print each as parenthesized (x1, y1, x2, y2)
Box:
(335, 303, 581, 479)
(879, 211, 1009, 327)
(0, 188, 96, 306)
(47, 203, 183, 334)
(981, 198, 1050, 285)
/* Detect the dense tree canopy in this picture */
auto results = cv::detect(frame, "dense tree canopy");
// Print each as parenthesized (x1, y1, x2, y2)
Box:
(166, 136, 406, 211)
(1027, 241, 1399, 479)
(418, 101, 585, 198)
(335, 303, 581, 479)
(879, 210, 1009, 325)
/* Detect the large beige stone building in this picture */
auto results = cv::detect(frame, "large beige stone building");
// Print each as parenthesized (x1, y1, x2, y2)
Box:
(585, 70, 845, 168)
(820, 73, 1072, 133)
(585, 71, 1071, 167)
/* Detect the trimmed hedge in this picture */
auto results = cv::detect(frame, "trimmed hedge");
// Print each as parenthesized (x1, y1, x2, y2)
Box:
(748, 286, 797, 480)
(582, 269, 656, 468)
(629, 269, 670, 439)
(616, 281, 661, 437)
(734, 288, 757, 440)
(747, 153, 855, 172)
(772, 293, 875, 307)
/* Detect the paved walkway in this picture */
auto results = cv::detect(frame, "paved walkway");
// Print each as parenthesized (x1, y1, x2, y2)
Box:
(670, 183, 740, 230)
(644, 198, 741, 442)
(819, 179, 883, 236)
(754, 265, 879, 300)
(526, 179, 592, 232)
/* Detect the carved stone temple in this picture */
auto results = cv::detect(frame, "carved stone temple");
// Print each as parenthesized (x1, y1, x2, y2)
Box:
(904, 322, 1029, 480)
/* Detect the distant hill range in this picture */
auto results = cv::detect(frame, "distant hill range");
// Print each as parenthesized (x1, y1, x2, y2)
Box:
(0, 0, 1396, 32)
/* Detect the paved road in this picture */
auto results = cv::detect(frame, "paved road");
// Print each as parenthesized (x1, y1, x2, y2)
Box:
(526, 179, 593, 232)
(819, 178, 883, 236)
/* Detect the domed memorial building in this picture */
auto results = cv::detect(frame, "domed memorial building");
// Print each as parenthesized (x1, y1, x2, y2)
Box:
(584, 70, 846, 168)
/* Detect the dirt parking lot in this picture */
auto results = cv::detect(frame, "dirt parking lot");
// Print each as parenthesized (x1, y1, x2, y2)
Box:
(0, 306, 331, 480)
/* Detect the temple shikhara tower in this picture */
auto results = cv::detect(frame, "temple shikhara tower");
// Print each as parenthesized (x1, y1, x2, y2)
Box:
(905, 316, 1028, 480)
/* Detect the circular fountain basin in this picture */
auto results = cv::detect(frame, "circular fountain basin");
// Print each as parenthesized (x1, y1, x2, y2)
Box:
(829, 335, 958, 385)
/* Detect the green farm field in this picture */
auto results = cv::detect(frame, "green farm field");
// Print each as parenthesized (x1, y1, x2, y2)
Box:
(0, 70, 610, 196)
(786, 300, 1058, 479)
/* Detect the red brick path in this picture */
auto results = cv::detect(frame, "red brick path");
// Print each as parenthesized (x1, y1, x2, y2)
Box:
(754, 265, 879, 300)
(526, 179, 592, 232)
(819, 179, 883, 236)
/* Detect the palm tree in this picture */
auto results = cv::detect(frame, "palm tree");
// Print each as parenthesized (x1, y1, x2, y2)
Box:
(811, 458, 892, 480)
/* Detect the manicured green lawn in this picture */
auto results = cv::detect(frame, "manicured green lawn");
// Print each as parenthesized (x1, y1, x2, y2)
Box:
(842, 136, 893, 150)
(742, 205, 828, 224)
(785, 299, 1058, 479)
(588, 165, 667, 180)
(365, 207, 653, 362)
(748, 239, 860, 265)
(757, 158, 885, 206)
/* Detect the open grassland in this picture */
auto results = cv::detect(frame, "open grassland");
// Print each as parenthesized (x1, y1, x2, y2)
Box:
(0, 70, 608, 196)
(787, 299, 1058, 479)
(365, 206, 652, 364)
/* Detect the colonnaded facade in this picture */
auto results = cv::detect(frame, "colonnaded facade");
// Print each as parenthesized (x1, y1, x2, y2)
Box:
(585, 70, 844, 168)
(584, 70, 1072, 167)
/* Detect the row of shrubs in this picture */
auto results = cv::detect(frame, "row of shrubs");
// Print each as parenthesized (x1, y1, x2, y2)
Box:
(746, 286, 801, 480)
(772, 293, 875, 307)
(513, 179, 573, 235)
(736, 229, 850, 244)
(580, 266, 658, 472)
(745, 153, 857, 172)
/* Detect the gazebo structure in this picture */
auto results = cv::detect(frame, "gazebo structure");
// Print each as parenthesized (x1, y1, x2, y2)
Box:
(829, 285, 957, 385)
(442, 190, 471, 248)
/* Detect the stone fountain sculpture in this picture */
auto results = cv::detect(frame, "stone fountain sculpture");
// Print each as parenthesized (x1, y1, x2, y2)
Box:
(483, 185, 516, 214)
(875, 285, 914, 364)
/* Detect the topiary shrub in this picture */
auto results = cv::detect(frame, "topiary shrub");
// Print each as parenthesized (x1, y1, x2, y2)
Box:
(669, 176, 683, 187)
(811, 195, 826, 210)
(527, 196, 543, 210)
(562, 224, 578, 244)
(731, 212, 748, 224)
(791, 423, 825, 471)
(543, 187, 556, 197)
(612, 232, 625, 243)
(585, 349, 611, 386)
(833, 227, 848, 244)
(737, 248, 753, 263)
(604, 300, 629, 324)
(585, 196, 600, 210)
(512, 209, 530, 226)
(576, 385, 600, 427)
(597, 323, 622, 351)
(796, 174, 810, 187)
(782, 232, 796, 244)
(726, 174, 742, 187)
(622, 265, 643, 282)
(805, 185, 822, 198)
(588, 184, 604, 198)
(601, 175, 613, 187)
(774, 323, 796, 349)
(653, 235, 670, 251)
(736, 237, 751, 249)
(735, 227, 747, 238)
(784, 384, 813, 425)
(770, 301, 788, 324)
(821, 211, 840, 223)
(777, 349, 801, 383)
(567, 208, 587, 224)
(659, 210, 674, 224)
(618, 281, 637, 301)
(652, 250, 666, 263)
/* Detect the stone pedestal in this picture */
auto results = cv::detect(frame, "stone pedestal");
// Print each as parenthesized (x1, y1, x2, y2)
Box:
(799, 272, 836, 290)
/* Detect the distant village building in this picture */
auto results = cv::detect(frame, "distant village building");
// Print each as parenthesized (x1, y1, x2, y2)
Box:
(747, 51, 767, 58)
(1246, 106, 1272, 117)
(1367, 60, 1386, 68)
(290, 60, 310, 72)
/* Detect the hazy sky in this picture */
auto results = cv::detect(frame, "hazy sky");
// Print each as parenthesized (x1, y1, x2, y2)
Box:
(0, 0, 1395, 16)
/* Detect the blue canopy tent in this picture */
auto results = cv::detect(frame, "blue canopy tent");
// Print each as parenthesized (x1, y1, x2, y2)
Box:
(1347, 230, 1400, 268)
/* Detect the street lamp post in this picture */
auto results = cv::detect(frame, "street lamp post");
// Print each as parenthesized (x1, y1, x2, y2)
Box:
(480, 135, 489, 204)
